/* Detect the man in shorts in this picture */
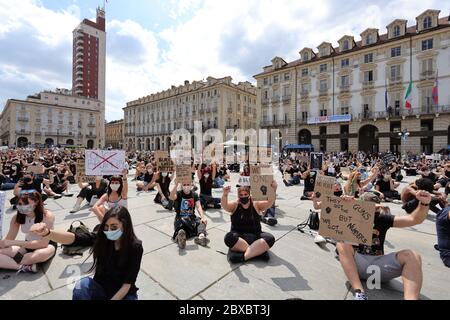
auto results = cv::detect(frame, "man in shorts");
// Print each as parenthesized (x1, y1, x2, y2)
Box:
(336, 190, 432, 300)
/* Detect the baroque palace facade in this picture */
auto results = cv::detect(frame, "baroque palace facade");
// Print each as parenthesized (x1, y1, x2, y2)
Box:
(254, 9, 450, 154)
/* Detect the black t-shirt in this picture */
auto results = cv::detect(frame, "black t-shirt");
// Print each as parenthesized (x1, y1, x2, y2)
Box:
(21, 178, 43, 194)
(285, 167, 299, 176)
(304, 174, 316, 192)
(436, 207, 450, 262)
(143, 172, 154, 183)
(199, 175, 213, 196)
(174, 191, 199, 218)
(356, 213, 395, 256)
(89, 180, 108, 198)
(376, 179, 391, 192)
(231, 202, 262, 234)
(93, 241, 143, 299)
(422, 172, 437, 183)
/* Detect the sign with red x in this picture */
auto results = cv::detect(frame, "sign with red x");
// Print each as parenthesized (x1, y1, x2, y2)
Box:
(85, 150, 126, 176)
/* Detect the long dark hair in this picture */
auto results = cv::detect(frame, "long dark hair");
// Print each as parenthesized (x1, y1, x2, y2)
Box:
(107, 176, 123, 196)
(16, 192, 45, 225)
(90, 206, 140, 273)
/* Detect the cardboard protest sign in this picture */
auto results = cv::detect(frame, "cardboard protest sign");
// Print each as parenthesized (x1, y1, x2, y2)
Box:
(314, 174, 336, 200)
(154, 151, 169, 162)
(85, 150, 126, 176)
(250, 165, 274, 201)
(310, 153, 323, 170)
(0, 192, 6, 238)
(319, 196, 375, 246)
(238, 175, 251, 187)
(382, 153, 396, 166)
(75, 159, 95, 183)
(176, 165, 192, 184)
(27, 165, 44, 174)
(157, 157, 175, 173)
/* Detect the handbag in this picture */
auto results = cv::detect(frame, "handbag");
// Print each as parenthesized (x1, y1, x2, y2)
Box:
(297, 210, 320, 231)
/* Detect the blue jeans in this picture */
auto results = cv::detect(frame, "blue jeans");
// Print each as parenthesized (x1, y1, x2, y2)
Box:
(1, 182, 16, 190)
(72, 277, 138, 300)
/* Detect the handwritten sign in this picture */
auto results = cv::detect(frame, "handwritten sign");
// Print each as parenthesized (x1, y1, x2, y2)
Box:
(310, 153, 323, 170)
(314, 174, 336, 200)
(319, 196, 375, 246)
(154, 151, 169, 163)
(75, 159, 95, 183)
(250, 165, 274, 201)
(85, 150, 126, 176)
(238, 175, 251, 187)
(157, 157, 174, 173)
(176, 165, 192, 184)
(27, 165, 44, 174)
(382, 153, 396, 166)
(0, 192, 6, 238)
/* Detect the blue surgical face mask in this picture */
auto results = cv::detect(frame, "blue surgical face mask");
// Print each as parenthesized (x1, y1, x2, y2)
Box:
(104, 229, 123, 241)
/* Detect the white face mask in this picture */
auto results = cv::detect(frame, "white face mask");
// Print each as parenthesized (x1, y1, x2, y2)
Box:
(161, 172, 168, 177)
(17, 204, 35, 216)
(182, 186, 192, 193)
(110, 184, 120, 191)
(204, 174, 210, 179)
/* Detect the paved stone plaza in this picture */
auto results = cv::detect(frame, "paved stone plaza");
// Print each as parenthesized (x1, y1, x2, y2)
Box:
(0, 172, 448, 300)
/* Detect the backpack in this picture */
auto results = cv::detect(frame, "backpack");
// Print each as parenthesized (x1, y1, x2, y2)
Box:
(297, 210, 320, 231)
(62, 221, 97, 256)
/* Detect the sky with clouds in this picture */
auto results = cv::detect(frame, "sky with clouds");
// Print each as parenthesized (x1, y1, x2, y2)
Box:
(0, 0, 446, 121)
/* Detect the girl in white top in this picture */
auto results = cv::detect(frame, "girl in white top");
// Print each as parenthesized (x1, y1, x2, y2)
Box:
(0, 191, 55, 273)
(92, 169, 128, 222)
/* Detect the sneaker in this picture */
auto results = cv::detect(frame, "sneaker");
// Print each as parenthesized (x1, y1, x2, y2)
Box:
(257, 252, 270, 262)
(262, 217, 278, 226)
(194, 235, 210, 247)
(70, 205, 81, 213)
(176, 230, 187, 249)
(17, 264, 37, 274)
(228, 251, 245, 264)
(354, 290, 368, 301)
(301, 196, 310, 201)
(314, 235, 327, 245)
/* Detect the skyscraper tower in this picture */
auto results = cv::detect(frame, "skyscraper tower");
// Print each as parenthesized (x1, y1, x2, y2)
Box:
(72, 7, 106, 102)
(72, 7, 106, 147)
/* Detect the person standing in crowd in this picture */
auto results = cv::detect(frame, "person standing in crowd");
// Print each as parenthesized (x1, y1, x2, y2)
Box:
(221, 181, 277, 263)
(198, 163, 221, 211)
(0, 192, 56, 273)
(336, 191, 432, 300)
(92, 170, 128, 222)
(70, 176, 109, 213)
(169, 179, 209, 249)
(31, 206, 143, 300)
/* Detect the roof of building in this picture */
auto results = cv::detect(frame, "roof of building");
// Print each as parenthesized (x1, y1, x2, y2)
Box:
(254, 15, 450, 78)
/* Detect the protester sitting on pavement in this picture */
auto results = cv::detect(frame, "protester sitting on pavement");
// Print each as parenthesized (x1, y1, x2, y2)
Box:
(136, 163, 157, 192)
(31, 206, 143, 300)
(169, 179, 209, 249)
(221, 182, 277, 263)
(344, 166, 378, 198)
(336, 190, 432, 300)
(375, 171, 401, 202)
(10, 171, 49, 208)
(216, 163, 230, 184)
(198, 163, 221, 211)
(301, 169, 317, 200)
(420, 168, 438, 184)
(43, 164, 72, 199)
(70, 176, 109, 213)
(0, 162, 19, 190)
(154, 170, 173, 210)
(92, 170, 128, 222)
(0, 192, 56, 273)
(132, 161, 145, 181)
(436, 204, 450, 268)
(282, 160, 301, 187)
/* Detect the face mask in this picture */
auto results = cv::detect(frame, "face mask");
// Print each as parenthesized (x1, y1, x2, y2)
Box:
(182, 186, 192, 193)
(310, 172, 316, 177)
(110, 184, 120, 191)
(423, 171, 430, 176)
(162, 172, 168, 177)
(104, 229, 123, 241)
(334, 191, 343, 197)
(12, 166, 17, 170)
(17, 204, 34, 215)
(240, 197, 250, 205)
(24, 177, 32, 184)
(204, 174, 210, 179)
(384, 175, 390, 181)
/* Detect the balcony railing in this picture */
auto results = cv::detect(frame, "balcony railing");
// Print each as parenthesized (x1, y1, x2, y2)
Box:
(88, 123, 96, 127)
(17, 117, 29, 122)
(355, 105, 450, 120)
(86, 134, 97, 139)
(300, 91, 309, 97)
(339, 85, 350, 93)
(260, 120, 291, 127)
(362, 81, 374, 89)
(282, 95, 291, 102)
(16, 130, 31, 135)
(420, 70, 435, 81)
(271, 96, 280, 102)
(389, 76, 402, 85)
(319, 88, 328, 96)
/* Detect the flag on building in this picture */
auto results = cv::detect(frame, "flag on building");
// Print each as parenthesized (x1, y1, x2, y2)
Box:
(432, 71, 439, 106)
(405, 80, 413, 109)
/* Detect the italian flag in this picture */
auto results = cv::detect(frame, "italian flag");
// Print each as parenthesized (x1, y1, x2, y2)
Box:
(404, 80, 413, 109)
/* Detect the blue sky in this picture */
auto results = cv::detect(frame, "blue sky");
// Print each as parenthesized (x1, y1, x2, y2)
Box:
(0, 0, 446, 121)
